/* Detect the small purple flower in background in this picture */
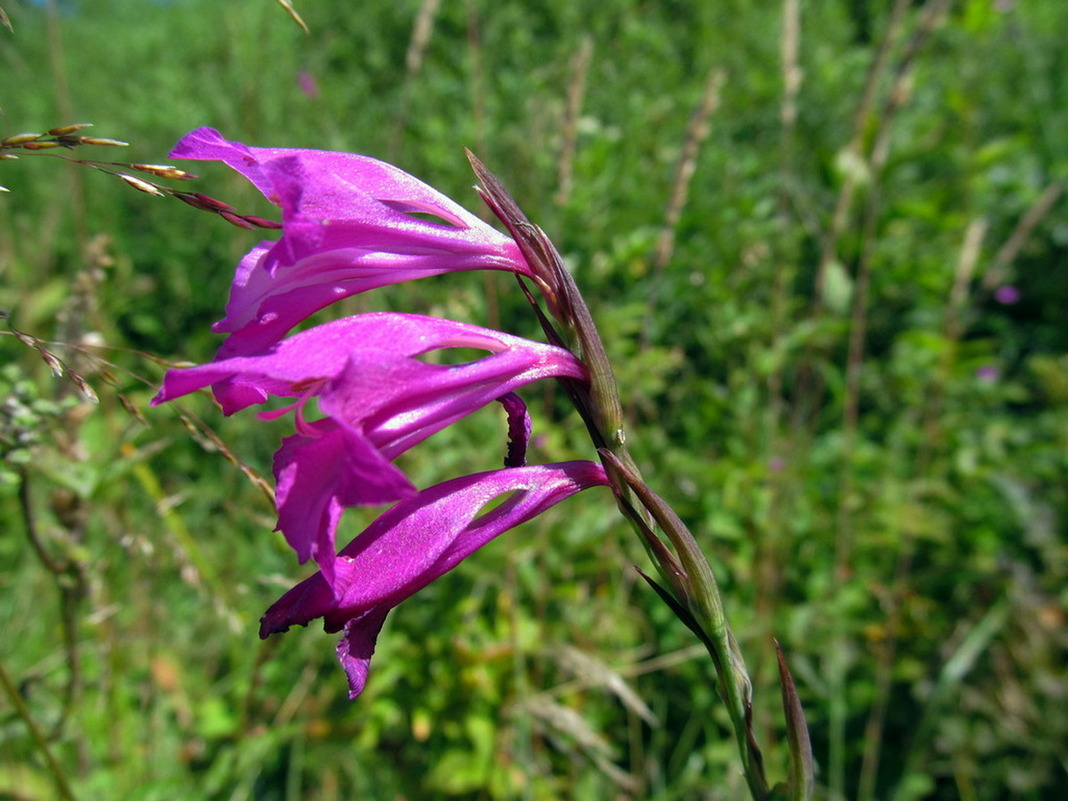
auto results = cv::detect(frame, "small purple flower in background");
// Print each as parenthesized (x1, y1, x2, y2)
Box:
(260, 461, 609, 697)
(297, 69, 319, 99)
(152, 312, 586, 583)
(994, 285, 1020, 305)
(169, 128, 534, 358)
(976, 365, 1000, 382)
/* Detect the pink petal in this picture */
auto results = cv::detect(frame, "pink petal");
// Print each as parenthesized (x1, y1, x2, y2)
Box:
(273, 419, 416, 584)
(152, 313, 587, 571)
(336, 608, 390, 699)
(259, 461, 609, 696)
(170, 128, 533, 355)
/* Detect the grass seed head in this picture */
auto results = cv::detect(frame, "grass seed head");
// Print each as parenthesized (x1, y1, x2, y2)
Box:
(1, 132, 42, 146)
(46, 123, 93, 136)
(119, 174, 165, 196)
(131, 163, 196, 180)
(76, 137, 129, 147)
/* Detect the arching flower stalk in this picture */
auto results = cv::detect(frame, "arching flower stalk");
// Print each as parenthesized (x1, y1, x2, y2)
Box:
(154, 127, 812, 801)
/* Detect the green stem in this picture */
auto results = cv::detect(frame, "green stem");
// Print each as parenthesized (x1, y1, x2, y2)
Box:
(0, 658, 78, 801)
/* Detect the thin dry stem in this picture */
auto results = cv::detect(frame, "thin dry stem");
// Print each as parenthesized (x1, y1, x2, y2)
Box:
(642, 68, 725, 350)
(555, 37, 594, 206)
(406, 0, 442, 74)
(652, 68, 726, 275)
(273, 0, 309, 33)
(389, 0, 442, 157)
(811, 0, 910, 307)
(983, 180, 1064, 289)
(756, 0, 803, 749)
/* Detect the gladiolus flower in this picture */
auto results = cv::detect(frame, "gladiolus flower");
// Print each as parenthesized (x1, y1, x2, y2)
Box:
(170, 127, 534, 357)
(151, 312, 586, 583)
(260, 461, 609, 697)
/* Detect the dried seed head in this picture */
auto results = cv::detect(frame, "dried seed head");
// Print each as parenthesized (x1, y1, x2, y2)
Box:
(185, 192, 236, 212)
(20, 141, 62, 150)
(118, 393, 148, 425)
(76, 137, 129, 147)
(241, 215, 283, 230)
(130, 163, 196, 180)
(37, 348, 64, 378)
(46, 123, 93, 136)
(219, 211, 258, 230)
(275, 0, 309, 33)
(2, 132, 42, 146)
(68, 372, 99, 404)
(97, 365, 118, 386)
(119, 174, 165, 197)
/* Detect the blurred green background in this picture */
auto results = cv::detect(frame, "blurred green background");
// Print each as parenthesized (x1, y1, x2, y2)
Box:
(2, 0, 1066, 798)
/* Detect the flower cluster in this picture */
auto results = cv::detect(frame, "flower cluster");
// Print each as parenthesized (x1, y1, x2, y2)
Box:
(152, 128, 608, 697)
(151, 126, 814, 798)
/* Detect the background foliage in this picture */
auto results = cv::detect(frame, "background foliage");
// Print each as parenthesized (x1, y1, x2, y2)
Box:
(2, 0, 1066, 799)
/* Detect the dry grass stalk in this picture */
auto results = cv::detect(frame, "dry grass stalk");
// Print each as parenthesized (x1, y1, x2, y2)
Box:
(769, 0, 802, 425)
(780, 0, 801, 134)
(637, 68, 725, 353)
(812, 0, 910, 306)
(407, 0, 442, 74)
(652, 68, 726, 274)
(983, 180, 1064, 289)
(176, 409, 276, 506)
(390, 0, 443, 157)
(3, 317, 100, 403)
(1, 125, 127, 152)
(1, 122, 275, 229)
(273, 0, 308, 34)
(555, 36, 593, 206)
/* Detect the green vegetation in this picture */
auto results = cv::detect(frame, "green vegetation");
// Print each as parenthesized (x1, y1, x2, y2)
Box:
(2, 0, 1066, 798)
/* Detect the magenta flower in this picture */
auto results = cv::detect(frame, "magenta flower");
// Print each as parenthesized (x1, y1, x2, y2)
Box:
(260, 461, 609, 697)
(151, 312, 586, 583)
(994, 285, 1020, 305)
(297, 69, 320, 99)
(169, 127, 535, 357)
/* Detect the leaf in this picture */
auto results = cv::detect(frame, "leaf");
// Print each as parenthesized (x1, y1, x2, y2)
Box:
(775, 641, 814, 801)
